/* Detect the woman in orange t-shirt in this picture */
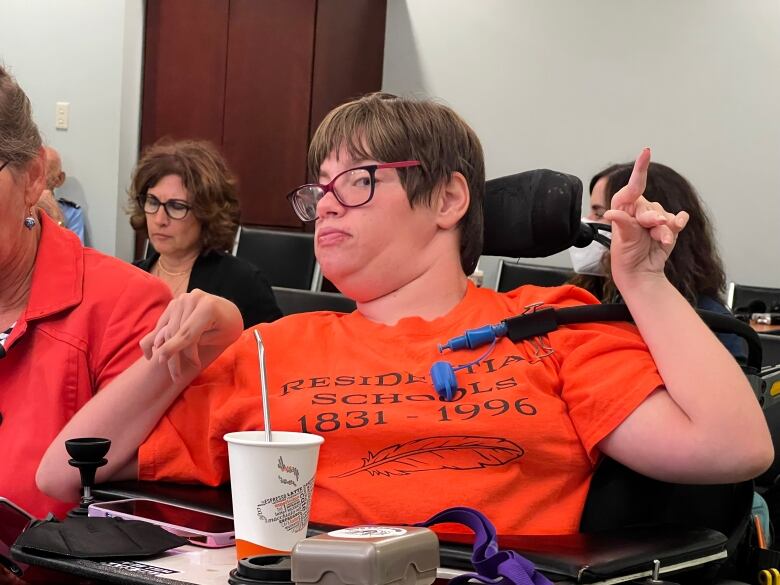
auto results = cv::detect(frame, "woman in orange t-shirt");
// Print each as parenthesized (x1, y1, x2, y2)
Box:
(37, 93, 772, 536)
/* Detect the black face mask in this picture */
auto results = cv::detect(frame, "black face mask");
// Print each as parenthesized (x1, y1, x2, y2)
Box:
(14, 516, 188, 559)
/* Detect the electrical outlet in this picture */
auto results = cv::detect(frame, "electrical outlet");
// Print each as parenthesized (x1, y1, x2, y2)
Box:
(55, 102, 70, 130)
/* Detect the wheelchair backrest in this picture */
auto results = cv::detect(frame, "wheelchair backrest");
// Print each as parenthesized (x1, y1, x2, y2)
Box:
(581, 457, 753, 552)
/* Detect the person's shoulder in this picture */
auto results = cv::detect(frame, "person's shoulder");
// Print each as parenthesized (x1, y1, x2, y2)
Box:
(56, 197, 81, 209)
(82, 247, 170, 297)
(222, 311, 349, 364)
(133, 255, 154, 271)
(212, 251, 261, 274)
(83, 247, 154, 278)
(197, 253, 276, 306)
(696, 295, 731, 315)
(271, 310, 351, 328)
(259, 309, 351, 340)
(498, 283, 600, 310)
(200, 251, 267, 280)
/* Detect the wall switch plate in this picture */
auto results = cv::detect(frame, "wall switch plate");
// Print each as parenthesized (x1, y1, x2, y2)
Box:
(55, 101, 70, 130)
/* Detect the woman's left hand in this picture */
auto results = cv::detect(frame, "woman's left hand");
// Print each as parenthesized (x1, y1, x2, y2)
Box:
(604, 148, 690, 285)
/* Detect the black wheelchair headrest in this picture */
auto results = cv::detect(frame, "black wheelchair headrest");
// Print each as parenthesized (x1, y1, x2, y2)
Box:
(483, 169, 583, 258)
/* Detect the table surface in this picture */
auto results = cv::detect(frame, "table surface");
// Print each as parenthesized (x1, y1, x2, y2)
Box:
(12, 544, 481, 585)
(11, 544, 262, 585)
(104, 545, 238, 585)
(751, 322, 780, 334)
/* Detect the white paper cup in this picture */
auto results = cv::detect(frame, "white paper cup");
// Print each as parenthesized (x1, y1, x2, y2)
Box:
(224, 431, 324, 558)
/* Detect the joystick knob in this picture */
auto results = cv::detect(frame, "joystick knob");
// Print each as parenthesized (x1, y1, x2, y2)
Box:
(65, 437, 111, 517)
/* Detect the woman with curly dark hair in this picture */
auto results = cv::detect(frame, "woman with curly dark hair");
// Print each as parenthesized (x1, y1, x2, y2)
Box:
(570, 161, 746, 361)
(129, 139, 281, 328)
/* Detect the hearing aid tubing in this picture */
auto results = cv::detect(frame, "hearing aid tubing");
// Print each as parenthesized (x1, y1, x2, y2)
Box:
(437, 307, 562, 355)
(437, 323, 508, 353)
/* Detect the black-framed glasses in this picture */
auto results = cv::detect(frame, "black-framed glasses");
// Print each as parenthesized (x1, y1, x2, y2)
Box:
(286, 160, 421, 222)
(138, 193, 193, 220)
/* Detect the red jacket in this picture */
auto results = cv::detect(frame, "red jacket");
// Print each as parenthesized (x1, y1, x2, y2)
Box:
(0, 214, 171, 518)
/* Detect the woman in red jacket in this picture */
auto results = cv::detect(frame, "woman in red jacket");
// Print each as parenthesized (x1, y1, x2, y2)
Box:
(0, 64, 172, 520)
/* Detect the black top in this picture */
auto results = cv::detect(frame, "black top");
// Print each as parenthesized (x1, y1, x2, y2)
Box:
(696, 295, 748, 364)
(135, 251, 282, 329)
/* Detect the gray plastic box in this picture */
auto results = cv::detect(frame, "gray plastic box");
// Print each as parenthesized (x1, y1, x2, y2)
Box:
(291, 525, 439, 585)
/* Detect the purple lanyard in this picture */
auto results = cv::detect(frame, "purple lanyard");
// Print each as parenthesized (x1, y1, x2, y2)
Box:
(418, 507, 552, 585)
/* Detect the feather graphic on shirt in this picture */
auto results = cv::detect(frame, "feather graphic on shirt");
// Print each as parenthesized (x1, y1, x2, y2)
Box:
(332, 435, 524, 478)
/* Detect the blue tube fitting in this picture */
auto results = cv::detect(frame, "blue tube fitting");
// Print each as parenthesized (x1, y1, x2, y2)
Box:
(437, 323, 508, 353)
(430, 361, 459, 401)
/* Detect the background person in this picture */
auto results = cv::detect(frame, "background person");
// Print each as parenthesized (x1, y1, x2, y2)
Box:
(35, 184, 65, 225)
(38, 94, 772, 538)
(41, 145, 86, 243)
(129, 139, 282, 328)
(570, 162, 747, 362)
(0, 64, 171, 519)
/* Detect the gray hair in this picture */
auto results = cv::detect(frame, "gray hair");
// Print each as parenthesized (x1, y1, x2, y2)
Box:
(0, 65, 42, 171)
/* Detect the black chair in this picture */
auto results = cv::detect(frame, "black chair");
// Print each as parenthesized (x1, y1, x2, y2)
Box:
(578, 457, 751, 583)
(727, 282, 780, 314)
(234, 226, 316, 290)
(760, 334, 780, 368)
(272, 286, 356, 316)
(495, 259, 573, 292)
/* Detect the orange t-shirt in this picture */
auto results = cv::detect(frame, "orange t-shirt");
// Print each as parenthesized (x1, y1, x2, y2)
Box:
(139, 283, 662, 536)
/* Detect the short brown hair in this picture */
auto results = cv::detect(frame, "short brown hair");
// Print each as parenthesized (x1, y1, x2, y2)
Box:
(129, 139, 240, 253)
(308, 93, 485, 275)
(0, 64, 42, 174)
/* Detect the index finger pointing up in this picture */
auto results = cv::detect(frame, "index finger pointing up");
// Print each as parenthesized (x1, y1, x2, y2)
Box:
(611, 147, 651, 210)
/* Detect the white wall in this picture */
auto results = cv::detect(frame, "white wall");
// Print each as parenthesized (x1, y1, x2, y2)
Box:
(4, 0, 778, 283)
(0, 0, 145, 260)
(383, 0, 780, 287)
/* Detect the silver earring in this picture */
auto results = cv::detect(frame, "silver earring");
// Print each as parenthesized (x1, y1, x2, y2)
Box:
(24, 210, 36, 230)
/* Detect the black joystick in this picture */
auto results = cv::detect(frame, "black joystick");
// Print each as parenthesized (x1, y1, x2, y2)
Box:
(65, 437, 111, 518)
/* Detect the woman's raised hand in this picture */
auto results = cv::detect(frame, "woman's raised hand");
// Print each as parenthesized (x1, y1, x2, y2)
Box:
(604, 148, 690, 285)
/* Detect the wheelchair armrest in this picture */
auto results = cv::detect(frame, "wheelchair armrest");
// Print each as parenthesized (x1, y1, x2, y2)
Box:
(438, 526, 728, 583)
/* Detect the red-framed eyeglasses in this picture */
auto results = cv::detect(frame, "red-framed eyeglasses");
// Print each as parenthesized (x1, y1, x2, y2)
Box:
(286, 160, 421, 222)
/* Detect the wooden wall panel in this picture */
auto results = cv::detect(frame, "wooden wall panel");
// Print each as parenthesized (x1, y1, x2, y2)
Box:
(222, 0, 317, 228)
(139, 0, 386, 235)
(140, 0, 229, 149)
(310, 0, 387, 133)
